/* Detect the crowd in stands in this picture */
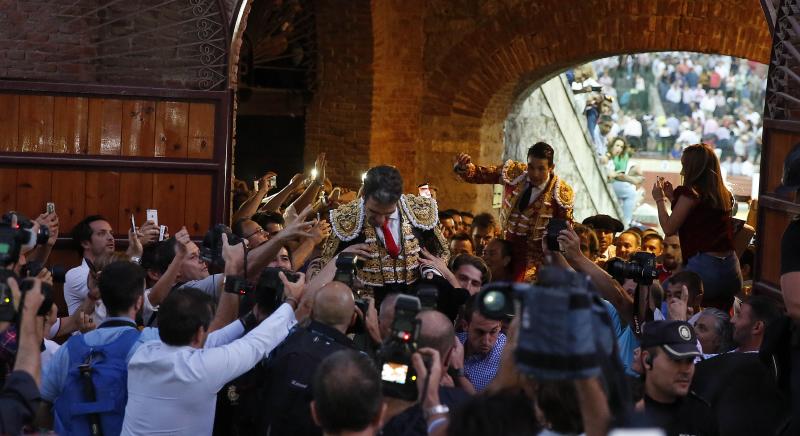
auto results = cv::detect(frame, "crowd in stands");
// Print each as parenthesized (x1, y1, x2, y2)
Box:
(0, 139, 797, 436)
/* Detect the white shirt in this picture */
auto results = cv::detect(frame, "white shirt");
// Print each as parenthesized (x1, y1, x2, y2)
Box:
(121, 303, 297, 436)
(143, 274, 222, 327)
(63, 258, 111, 325)
(376, 208, 401, 248)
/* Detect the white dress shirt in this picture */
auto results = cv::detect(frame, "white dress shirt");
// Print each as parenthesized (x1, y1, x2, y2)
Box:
(63, 258, 109, 325)
(523, 176, 550, 207)
(375, 208, 401, 248)
(121, 303, 297, 436)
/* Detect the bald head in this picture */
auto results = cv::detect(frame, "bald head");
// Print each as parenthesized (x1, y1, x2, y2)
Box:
(312, 282, 356, 332)
(417, 310, 456, 360)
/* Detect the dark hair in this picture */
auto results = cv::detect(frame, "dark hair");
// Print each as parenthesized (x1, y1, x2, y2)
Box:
(145, 238, 178, 274)
(313, 350, 383, 433)
(527, 141, 555, 166)
(232, 218, 250, 238)
(438, 211, 453, 221)
(446, 389, 539, 436)
(536, 381, 583, 434)
(642, 233, 664, 247)
(744, 295, 782, 329)
(740, 246, 755, 269)
(72, 215, 108, 257)
(362, 165, 403, 205)
(253, 211, 285, 229)
(443, 209, 461, 218)
(617, 230, 642, 247)
(573, 224, 600, 258)
(665, 271, 704, 304)
(158, 288, 215, 346)
(98, 261, 146, 316)
(450, 254, 490, 284)
(471, 212, 496, 230)
(460, 211, 474, 219)
(488, 238, 514, 259)
(450, 233, 475, 249)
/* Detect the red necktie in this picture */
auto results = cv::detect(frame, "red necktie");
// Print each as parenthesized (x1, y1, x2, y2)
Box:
(381, 220, 400, 258)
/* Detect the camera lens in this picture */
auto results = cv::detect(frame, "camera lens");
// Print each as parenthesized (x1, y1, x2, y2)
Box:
(482, 290, 507, 313)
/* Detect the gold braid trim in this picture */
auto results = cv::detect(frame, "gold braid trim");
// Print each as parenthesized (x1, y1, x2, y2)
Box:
(501, 160, 527, 185)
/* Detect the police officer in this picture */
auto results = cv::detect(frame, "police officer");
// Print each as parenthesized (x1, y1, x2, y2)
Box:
(638, 320, 719, 436)
(260, 281, 361, 436)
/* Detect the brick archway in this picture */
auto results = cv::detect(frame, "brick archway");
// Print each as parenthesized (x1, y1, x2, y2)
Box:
(418, 0, 771, 211)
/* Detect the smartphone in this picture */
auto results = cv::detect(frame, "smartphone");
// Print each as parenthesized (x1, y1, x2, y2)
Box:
(269, 177, 277, 189)
(253, 179, 260, 191)
(130, 214, 136, 234)
(146, 209, 158, 226)
(46, 202, 55, 214)
(418, 185, 431, 198)
(546, 218, 568, 252)
(158, 225, 167, 242)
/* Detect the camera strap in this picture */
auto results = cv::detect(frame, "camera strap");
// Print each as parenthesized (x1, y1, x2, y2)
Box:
(145, 282, 186, 327)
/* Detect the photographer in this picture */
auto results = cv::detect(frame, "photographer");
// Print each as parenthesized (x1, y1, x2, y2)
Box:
(382, 310, 474, 436)
(0, 277, 48, 435)
(456, 295, 506, 392)
(258, 281, 360, 435)
(121, 236, 305, 435)
(310, 349, 387, 436)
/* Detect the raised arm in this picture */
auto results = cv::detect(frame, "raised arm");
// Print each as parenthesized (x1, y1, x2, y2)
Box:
(260, 173, 304, 213)
(233, 172, 277, 222)
(245, 206, 316, 278)
(147, 227, 190, 308)
(453, 153, 503, 184)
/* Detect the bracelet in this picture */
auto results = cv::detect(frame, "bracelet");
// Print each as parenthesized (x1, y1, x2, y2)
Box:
(285, 297, 299, 309)
(427, 416, 448, 434)
(424, 404, 449, 420)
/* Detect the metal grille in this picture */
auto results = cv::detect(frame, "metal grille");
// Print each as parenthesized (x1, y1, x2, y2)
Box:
(0, 0, 228, 91)
(766, 0, 800, 119)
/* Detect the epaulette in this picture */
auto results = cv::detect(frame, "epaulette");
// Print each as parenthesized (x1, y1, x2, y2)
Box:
(501, 160, 528, 185)
(554, 176, 575, 210)
(399, 194, 438, 230)
(329, 198, 364, 242)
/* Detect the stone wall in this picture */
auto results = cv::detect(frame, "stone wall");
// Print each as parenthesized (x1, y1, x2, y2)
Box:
(505, 75, 623, 222)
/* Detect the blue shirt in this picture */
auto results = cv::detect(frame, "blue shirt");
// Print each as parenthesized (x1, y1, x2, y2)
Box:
(456, 332, 506, 392)
(601, 300, 639, 375)
(41, 316, 245, 403)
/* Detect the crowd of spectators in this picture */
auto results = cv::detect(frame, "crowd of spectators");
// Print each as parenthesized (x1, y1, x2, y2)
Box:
(0, 142, 797, 436)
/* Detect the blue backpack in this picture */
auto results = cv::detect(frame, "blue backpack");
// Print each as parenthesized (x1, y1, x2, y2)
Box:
(53, 328, 140, 436)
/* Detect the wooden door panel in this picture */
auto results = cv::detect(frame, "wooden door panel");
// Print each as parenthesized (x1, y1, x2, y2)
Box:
(122, 100, 157, 157)
(188, 103, 215, 159)
(0, 168, 17, 213)
(18, 95, 54, 153)
(119, 172, 154, 229)
(88, 99, 123, 155)
(85, 171, 121, 233)
(16, 169, 52, 220)
(155, 101, 189, 158)
(153, 173, 186, 232)
(759, 208, 792, 288)
(53, 97, 89, 154)
(185, 174, 213, 236)
(50, 170, 87, 235)
(0, 94, 19, 152)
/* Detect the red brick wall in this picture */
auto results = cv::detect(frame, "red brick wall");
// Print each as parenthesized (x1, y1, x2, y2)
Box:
(304, 0, 374, 190)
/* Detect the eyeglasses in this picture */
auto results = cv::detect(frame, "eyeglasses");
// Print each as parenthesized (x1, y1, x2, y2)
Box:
(242, 228, 267, 239)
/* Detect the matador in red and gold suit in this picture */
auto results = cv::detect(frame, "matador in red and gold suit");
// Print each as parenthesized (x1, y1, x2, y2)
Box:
(454, 142, 574, 282)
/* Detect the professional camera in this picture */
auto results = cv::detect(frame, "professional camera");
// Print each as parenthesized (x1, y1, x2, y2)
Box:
(476, 267, 616, 380)
(200, 224, 244, 270)
(377, 294, 421, 400)
(21, 261, 67, 284)
(0, 212, 50, 266)
(333, 252, 364, 288)
(545, 218, 568, 252)
(0, 270, 54, 323)
(252, 267, 300, 315)
(606, 252, 657, 285)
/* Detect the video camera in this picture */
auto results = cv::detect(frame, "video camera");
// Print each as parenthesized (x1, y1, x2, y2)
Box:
(0, 269, 54, 323)
(606, 252, 657, 286)
(252, 267, 300, 315)
(200, 224, 244, 270)
(475, 267, 616, 380)
(21, 261, 67, 284)
(377, 294, 421, 400)
(0, 212, 50, 266)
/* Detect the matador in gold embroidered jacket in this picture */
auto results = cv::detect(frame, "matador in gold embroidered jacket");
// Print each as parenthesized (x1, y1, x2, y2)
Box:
(455, 159, 574, 282)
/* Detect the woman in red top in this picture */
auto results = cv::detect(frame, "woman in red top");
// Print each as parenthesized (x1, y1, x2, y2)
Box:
(652, 143, 741, 311)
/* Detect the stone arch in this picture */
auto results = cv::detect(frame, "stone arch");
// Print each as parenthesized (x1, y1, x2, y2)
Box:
(420, 0, 771, 211)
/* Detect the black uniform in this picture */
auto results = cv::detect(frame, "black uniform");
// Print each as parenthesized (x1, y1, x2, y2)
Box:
(260, 320, 359, 436)
(641, 392, 719, 436)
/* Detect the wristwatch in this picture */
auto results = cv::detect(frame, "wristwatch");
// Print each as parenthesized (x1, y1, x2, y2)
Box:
(447, 367, 464, 378)
(424, 404, 450, 420)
